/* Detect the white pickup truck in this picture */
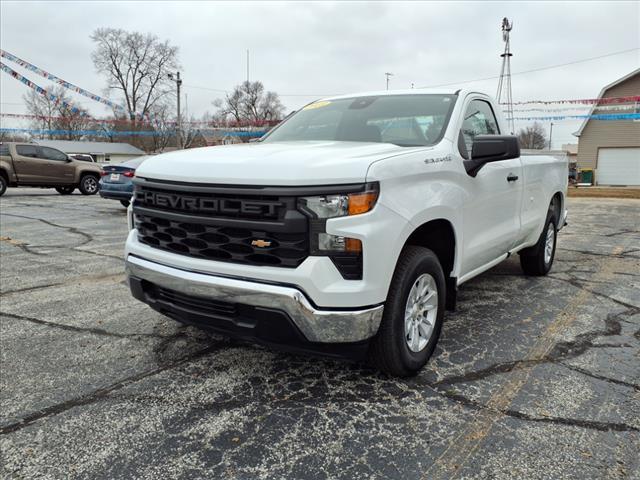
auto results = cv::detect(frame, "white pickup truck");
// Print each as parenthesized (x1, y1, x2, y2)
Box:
(125, 89, 567, 376)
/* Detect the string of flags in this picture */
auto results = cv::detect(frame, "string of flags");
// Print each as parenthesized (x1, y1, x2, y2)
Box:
(0, 127, 266, 138)
(0, 62, 89, 117)
(511, 104, 637, 113)
(502, 95, 640, 105)
(507, 113, 640, 122)
(0, 49, 129, 115)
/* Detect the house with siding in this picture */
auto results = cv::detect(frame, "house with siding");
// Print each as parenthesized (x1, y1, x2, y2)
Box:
(573, 68, 640, 186)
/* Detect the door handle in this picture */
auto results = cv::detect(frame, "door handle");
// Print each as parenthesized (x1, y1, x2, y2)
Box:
(507, 174, 519, 182)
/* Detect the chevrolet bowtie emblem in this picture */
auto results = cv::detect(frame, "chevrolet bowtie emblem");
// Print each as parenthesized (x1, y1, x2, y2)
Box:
(251, 239, 272, 248)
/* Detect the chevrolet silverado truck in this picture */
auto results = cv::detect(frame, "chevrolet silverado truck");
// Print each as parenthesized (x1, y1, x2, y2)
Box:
(124, 89, 567, 376)
(0, 142, 101, 196)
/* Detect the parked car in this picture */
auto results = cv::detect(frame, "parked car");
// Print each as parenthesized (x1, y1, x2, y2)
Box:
(0, 142, 101, 196)
(69, 154, 96, 163)
(99, 156, 150, 207)
(125, 89, 568, 376)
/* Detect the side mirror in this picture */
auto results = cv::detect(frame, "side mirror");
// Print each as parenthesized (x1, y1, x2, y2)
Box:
(66, 156, 73, 162)
(464, 135, 520, 177)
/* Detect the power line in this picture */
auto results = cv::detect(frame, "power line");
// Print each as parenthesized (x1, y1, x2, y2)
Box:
(183, 47, 638, 98)
(417, 47, 639, 89)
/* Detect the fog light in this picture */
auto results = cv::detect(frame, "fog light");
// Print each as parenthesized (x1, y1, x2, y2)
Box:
(317, 233, 361, 253)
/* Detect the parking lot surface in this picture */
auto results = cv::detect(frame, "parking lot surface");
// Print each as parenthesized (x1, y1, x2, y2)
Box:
(1, 189, 639, 479)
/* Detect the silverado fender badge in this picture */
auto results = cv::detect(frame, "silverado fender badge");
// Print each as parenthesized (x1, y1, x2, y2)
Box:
(251, 239, 272, 248)
(424, 154, 452, 165)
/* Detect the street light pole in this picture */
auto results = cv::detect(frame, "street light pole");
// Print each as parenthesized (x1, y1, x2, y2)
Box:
(168, 71, 183, 149)
(385, 72, 394, 90)
(549, 122, 554, 150)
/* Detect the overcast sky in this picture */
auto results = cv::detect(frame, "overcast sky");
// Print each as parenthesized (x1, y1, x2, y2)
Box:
(1, 0, 639, 147)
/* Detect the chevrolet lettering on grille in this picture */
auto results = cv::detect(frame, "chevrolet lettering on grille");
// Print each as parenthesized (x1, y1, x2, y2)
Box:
(137, 191, 283, 217)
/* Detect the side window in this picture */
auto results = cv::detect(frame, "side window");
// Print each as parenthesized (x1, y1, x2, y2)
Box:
(41, 147, 68, 161)
(15, 145, 40, 158)
(459, 100, 500, 159)
(0, 144, 10, 156)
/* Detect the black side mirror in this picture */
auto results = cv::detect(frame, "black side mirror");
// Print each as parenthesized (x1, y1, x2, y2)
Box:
(464, 135, 520, 177)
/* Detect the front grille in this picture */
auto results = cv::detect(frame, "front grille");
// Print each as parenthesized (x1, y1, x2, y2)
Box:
(135, 213, 308, 267)
(133, 181, 309, 268)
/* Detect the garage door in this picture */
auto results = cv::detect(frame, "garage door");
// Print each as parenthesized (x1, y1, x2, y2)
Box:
(597, 148, 640, 186)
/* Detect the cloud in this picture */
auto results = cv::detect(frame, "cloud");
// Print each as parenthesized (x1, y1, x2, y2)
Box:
(1, 1, 638, 146)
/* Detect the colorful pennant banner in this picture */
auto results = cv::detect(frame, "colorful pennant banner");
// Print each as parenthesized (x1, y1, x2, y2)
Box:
(0, 49, 128, 114)
(510, 104, 637, 113)
(507, 113, 640, 121)
(0, 112, 280, 128)
(0, 62, 89, 117)
(0, 127, 266, 138)
(502, 95, 640, 106)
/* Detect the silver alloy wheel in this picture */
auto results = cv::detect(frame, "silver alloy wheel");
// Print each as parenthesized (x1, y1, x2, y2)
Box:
(404, 273, 438, 353)
(544, 223, 555, 265)
(83, 176, 98, 194)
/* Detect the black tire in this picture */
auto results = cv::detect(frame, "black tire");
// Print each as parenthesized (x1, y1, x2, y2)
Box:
(369, 246, 446, 377)
(519, 209, 557, 276)
(120, 200, 130, 208)
(0, 175, 7, 197)
(79, 174, 99, 195)
(55, 186, 75, 195)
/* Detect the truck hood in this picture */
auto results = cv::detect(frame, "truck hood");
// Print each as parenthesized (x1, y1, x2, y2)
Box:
(136, 141, 408, 185)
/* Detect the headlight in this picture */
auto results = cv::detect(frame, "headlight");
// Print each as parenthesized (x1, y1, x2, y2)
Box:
(299, 185, 378, 219)
(298, 183, 378, 260)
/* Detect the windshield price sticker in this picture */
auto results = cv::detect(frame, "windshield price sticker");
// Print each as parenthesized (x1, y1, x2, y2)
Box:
(303, 101, 331, 110)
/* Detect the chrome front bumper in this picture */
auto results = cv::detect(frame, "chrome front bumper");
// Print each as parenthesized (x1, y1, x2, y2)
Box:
(125, 255, 383, 343)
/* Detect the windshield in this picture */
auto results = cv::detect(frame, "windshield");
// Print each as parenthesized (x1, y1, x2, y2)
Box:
(263, 94, 457, 147)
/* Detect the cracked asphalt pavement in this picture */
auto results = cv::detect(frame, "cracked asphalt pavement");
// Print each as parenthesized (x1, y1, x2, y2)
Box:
(1, 189, 639, 479)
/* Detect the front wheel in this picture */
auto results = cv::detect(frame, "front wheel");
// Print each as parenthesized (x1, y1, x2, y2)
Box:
(55, 186, 75, 195)
(519, 211, 557, 276)
(0, 175, 7, 197)
(369, 246, 445, 377)
(79, 175, 99, 195)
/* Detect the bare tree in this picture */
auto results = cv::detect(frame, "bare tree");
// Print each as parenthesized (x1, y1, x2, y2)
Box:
(91, 28, 179, 120)
(517, 122, 547, 149)
(23, 87, 91, 140)
(214, 81, 285, 126)
(23, 87, 63, 135)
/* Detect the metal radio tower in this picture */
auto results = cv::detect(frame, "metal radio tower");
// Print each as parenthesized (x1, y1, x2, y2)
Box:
(496, 17, 514, 134)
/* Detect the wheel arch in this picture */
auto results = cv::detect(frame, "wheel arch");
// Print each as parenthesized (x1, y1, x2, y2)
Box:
(401, 218, 458, 310)
(551, 191, 564, 224)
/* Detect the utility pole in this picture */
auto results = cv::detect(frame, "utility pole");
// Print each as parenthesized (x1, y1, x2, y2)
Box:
(385, 72, 394, 90)
(168, 71, 183, 148)
(496, 18, 514, 134)
(549, 122, 554, 150)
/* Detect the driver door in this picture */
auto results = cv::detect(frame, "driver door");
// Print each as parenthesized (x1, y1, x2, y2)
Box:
(458, 98, 523, 277)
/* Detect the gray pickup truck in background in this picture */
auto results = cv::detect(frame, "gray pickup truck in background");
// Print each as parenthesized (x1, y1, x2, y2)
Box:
(0, 142, 101, 196)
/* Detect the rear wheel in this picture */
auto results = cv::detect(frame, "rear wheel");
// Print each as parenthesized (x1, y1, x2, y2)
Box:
(120, 200, 130, 208)
(369, 246, 445, 377)
(519, 210, 557, 276)
(79, 174, 99, 195)
(0, 175, 7, 197)
(55, 186, 75, 195)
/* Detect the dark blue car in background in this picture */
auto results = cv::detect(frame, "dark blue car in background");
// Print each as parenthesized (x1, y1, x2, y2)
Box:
(99, 156, 150, 207)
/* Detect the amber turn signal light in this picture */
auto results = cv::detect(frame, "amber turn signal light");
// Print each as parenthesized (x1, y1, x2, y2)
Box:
(345, 238, 362, 253)
(348, 191, 378, 216)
